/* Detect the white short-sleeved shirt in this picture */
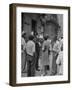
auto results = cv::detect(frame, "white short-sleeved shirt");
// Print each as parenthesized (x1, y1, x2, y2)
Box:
(53, 40, 60, 53)
(26, 40, 35, 56)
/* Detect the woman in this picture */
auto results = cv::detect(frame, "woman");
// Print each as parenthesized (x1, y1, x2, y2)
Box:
(51, 37, 60, 75)
(41, 36, 50, 76)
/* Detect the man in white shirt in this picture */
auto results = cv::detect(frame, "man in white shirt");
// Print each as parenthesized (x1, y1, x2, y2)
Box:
(21, 32, 26, 73)
(26, 40, 35, 56)
(21, 37, 26, 53)
(26, 35, 35, 77)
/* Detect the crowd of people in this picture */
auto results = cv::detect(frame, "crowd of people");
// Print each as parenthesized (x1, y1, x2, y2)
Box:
(21, 31, 63, 77)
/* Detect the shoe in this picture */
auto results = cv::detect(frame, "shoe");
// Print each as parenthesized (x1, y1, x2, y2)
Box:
(22, 70, 27, 73)
(36, 69, 40, 71)
(50, 73, 56, 76)
(41, 73, 46, 76)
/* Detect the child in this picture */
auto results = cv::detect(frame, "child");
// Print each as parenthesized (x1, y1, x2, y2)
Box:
(56, 45, 63, 75)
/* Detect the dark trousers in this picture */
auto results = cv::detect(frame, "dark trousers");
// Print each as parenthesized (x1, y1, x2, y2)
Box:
(35, 52, 39, 70)
(26, 54, 35, 77)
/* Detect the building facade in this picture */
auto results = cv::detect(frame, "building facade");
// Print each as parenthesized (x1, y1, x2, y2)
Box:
(21, 13, 63, 41)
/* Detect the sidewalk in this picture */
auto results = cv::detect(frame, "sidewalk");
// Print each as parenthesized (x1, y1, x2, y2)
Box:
(21, 69, 51, 77)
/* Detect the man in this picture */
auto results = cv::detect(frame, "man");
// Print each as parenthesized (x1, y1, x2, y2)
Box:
(26, 35, 35, 77)
(35, 37, 40, 71)
(21, 32, 26, 73)
(59, 36, 63, 51)
(51, 36, 60, 75)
